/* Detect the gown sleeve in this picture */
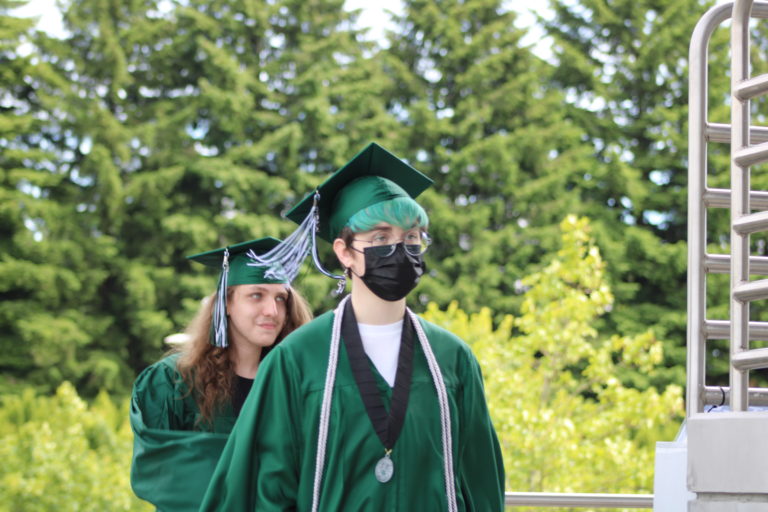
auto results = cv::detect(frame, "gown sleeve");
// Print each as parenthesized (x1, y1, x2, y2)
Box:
(198, 345, 302, 512)
(130, 358, 229, 512)
(456, 351, 506, 511)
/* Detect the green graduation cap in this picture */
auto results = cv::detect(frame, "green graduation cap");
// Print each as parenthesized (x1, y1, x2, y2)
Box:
(286, 142, 433, 243)
(188, 237, 290, 287)
(238, 143, 433, 288)
(187, 237, 289, 348)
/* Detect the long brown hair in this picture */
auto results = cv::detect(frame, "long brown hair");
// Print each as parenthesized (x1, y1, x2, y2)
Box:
(176, 286, 312, 425)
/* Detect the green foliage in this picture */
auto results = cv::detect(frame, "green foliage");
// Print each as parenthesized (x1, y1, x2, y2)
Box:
(3, 0, 727, 401)
(387, 0, 598, 316)
(2, 0, 402, 393)
(424, 216, 683, 502)
(538, 0, 738, 388)
(0, 0, 127, 395)
(0, 382, 151, 511)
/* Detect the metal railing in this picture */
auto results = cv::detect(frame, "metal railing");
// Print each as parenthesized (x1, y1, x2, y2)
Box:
(687, 0, 768, 416)
(728, 0, 768, 411)
(504, 492, 652, 508)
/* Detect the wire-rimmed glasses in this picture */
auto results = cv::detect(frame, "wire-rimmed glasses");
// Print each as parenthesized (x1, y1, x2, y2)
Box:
(352, 231, 431, 257)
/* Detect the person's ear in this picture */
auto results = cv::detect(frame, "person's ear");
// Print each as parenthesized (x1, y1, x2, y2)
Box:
(333, 238, 354, 269)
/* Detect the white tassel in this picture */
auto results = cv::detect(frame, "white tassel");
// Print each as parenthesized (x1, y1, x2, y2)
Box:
(247, 191, 345, 284)
(211, 248, 230, 348)
(246, 202, 316, 282)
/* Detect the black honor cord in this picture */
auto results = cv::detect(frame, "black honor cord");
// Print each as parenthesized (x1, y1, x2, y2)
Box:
(341, 300, 415, 451)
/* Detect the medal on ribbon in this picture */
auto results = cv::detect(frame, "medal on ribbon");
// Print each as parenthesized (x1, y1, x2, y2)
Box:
(374, 451, 394, 483)
(341, 301, 415, 485)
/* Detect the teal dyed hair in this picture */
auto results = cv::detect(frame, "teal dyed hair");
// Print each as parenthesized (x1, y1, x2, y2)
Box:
(346, 196, 429, 233)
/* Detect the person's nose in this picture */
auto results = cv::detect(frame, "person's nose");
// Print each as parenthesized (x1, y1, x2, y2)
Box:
(262, 297, 279, 318)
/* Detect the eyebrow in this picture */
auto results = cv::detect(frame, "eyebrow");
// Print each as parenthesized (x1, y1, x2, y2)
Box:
(249, 286, 288, 297)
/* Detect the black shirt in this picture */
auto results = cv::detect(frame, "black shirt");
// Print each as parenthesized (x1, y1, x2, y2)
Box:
(232, 374, 254, 416)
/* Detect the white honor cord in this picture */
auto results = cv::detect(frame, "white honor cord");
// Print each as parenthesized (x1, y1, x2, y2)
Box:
(407, 308, 458, 512)
(311, 295, 348, 512)
(310, 299, 457, 512)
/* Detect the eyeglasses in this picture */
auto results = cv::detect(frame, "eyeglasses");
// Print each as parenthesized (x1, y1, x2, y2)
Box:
(352, 231, 432, 258)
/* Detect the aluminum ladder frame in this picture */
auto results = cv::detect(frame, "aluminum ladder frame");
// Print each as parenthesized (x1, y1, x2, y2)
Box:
(686, 0, 768, 503)
(688, 0, 768, 416)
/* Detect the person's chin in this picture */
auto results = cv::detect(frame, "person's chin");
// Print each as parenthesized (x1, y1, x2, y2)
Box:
(253, 329, 279, 345)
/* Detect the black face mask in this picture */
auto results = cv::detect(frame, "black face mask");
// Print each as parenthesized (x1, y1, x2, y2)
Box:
(355, 243, 425, 302)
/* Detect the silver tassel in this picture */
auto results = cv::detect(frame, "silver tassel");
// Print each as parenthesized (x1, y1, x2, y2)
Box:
(247, 191, 346, 286)
(246, 193, 318, 282)
(211, 248, 229, 348)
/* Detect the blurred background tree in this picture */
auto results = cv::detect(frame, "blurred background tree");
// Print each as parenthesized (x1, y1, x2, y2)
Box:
(0, 382, 151, 511)
(3, 0, 727, 394)
(384, 0, 598, 317)
(423, 217, 683, 499)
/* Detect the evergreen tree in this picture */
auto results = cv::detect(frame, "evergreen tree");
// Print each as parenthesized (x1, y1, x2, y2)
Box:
(540, 0, 736, 387)
(122, 0, 404, 329)
(0, 1, 40, 392)
(19, 0, 184, 391)
(3, 0, 404, 391)
(0, 0, 130, 394)
(385, 0, 600, 317)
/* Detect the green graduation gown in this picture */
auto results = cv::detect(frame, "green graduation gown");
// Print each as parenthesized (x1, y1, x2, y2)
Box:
(199, 310, 505, 511)
(130, 354, 235, 512)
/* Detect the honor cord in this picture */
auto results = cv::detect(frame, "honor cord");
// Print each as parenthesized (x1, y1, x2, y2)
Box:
(311, 297, 457, 512)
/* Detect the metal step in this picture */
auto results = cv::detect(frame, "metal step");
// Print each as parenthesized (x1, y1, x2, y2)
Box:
(734, 141, 768, 167)
(704, 385, 768, 406)
(732, 347, 768, 370)
(703, 188, 768, 209)
(704, 254, 768, 274)
(704, 319, 768, 339)
(707, 123, 768, 144)
(735, 74, 768, 100)
(733, 278, 768, 302)
(733, 210, 768, 235)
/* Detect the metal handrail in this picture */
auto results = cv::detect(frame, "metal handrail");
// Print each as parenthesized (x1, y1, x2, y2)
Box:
(688, 1, 734, 417)
(504, 492, 653, 508)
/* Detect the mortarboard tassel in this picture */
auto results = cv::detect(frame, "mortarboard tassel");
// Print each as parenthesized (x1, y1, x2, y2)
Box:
(247, 191, 344, 283)
(210, 248, 230, 348)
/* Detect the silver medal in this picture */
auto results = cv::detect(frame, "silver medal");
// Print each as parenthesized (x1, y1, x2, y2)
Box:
(374, 455, 394, 483)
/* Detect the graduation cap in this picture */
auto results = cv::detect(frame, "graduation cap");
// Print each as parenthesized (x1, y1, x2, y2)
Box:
(188, 237, 290, 348)
(286, 142, 433, 243)
(248, 142, 433, 288)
